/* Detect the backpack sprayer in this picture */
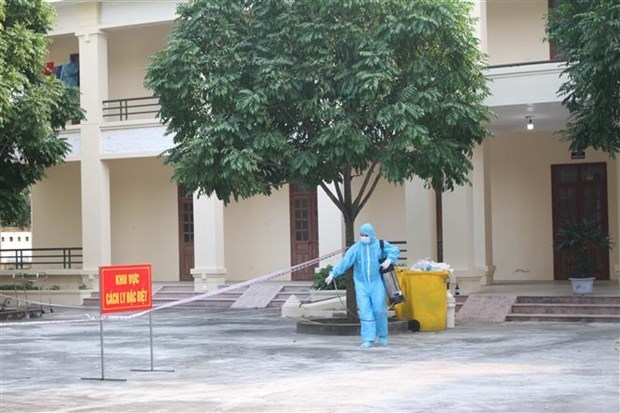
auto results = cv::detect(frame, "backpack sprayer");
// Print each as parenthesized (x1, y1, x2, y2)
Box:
(378, 240, 405, 306)
(380, 262, 405, 306)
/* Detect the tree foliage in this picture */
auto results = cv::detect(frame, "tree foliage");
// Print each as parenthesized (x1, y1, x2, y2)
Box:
(148, 0, 490, 318)
(0, 0, 83, 222)
(0, 189, 30, 228)
(546, 0, 620, 156)
(148, 0, 489, 225)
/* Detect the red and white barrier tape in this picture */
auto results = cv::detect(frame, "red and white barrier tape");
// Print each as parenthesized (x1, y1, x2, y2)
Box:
(0, 285, 166, 311)
(0, 249, 343, 327)
(105, 248, 344, 320)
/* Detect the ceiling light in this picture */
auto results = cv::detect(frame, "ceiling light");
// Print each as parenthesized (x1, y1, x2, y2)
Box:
(526, 116, 534, 131)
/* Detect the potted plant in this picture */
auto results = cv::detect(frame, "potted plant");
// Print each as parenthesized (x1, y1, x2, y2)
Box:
(312, 265, 346, 291)
(554, 219, 614, 295)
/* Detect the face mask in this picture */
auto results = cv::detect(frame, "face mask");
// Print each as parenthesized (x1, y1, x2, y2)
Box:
(360, 235, 371, 244)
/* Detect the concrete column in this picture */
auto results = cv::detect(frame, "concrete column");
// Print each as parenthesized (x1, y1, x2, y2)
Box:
(77, 29, 110, 273)
(471, 0, 488, 54)
(443, 143, 494, 294)
(191, 194, 226, 292)
(443, 184, 477, 292)
(318, 184, 344, 268)
(472, 142, 496, 285)
(404, 178, 436, 264)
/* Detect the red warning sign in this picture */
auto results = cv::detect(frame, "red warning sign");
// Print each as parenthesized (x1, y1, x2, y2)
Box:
(100, 264, 152, 314)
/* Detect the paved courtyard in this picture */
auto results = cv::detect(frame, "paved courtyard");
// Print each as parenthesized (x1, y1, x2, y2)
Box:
(1, 307, 619, 412)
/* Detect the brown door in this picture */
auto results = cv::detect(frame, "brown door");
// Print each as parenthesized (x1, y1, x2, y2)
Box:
(178, 185, 194, 281)
(551, 163, 610, 280)
(290, 184, 319, 280)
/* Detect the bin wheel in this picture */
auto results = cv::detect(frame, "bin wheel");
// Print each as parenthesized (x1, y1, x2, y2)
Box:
(407, 319, 420, 332)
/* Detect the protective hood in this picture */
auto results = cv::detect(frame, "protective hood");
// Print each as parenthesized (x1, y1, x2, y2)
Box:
(359, 223, 377, 242)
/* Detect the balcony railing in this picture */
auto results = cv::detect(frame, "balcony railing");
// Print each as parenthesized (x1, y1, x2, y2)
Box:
(102, 96, 160, 121)
(486, 59, 565, 70)
(0, 248, 83, 269)
(390, 241, 407, 264)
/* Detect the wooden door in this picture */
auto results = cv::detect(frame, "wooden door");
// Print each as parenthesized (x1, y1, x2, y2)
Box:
(551, 163, 609, 280)
(290, 184, 319, 280)
(178, 185, 194, 281)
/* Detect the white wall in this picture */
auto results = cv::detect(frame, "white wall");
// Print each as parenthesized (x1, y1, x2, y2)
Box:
(107, 23, 172, 101)
(354, 178, 407, 245)
(489, 131, 618, 281)
(100, 1, 179, 28)
(50, 3, 80, 36)
(224, 188, 290, 281)
(52, 1, 178, 36)
(109, 158, 178, 282)
(487, 0, 549, 65)
(318, 184, 344, 268)
(31, 162, 82, 249)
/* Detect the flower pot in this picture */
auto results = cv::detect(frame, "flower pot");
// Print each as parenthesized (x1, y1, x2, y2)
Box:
(568, 277, 595, 295)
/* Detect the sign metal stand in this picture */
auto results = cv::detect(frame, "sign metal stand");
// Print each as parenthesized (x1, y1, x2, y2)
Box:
(81, 317, 126, 381)
(131, 311, 175, 373)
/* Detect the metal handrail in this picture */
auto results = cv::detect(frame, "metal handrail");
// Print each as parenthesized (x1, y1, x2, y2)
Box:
(486, 59, 565, 70)
(0, 248, 83, 269)
(102, 96, 160, 121)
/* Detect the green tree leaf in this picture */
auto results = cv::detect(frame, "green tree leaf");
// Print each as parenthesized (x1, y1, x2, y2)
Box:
(546, 0, 620, 156)
(146, 0, 491, 315)
(0, 0, 84, 223)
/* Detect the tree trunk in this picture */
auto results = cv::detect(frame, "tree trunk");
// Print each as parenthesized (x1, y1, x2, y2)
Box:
(343, 168, 357, 321)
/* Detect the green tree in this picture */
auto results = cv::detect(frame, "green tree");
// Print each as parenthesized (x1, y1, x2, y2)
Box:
(0, 189, 30, 228)
(546, 0, 620, 156)
(0, 0, 83, 223)
(146, 0, 490, 315)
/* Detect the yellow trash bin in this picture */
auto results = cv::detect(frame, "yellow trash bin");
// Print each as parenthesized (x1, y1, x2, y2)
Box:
(394, 268, 449, 331)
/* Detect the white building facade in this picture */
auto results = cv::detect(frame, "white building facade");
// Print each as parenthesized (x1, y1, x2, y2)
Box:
(25, 0, 618, 292)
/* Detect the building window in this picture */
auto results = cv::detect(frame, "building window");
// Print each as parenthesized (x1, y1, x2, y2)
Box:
(17, 237, 21, 242)
(9, 237, 13, 242)
(26, 236, 29, 242)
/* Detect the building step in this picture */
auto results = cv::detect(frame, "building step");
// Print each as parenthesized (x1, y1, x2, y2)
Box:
(155, 286, 197, 293)
(516, 296, 620, 305)
(511, 303, 620, 315)
(83, 282, 316, 309)
(153, 292, 243, 300)
(505, 313, 620, 323)
(151, 298, 234, 308)
(454, 295, 467, 313)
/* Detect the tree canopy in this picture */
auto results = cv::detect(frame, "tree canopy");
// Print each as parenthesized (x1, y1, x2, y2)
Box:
(148, 0, 490, 317)
(148, 0, 489, 214)
(0, 0, 83, 223)
(546, 0, 620, 156)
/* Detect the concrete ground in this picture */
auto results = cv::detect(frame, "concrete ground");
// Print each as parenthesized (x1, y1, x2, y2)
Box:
(0, 307, 619, 413)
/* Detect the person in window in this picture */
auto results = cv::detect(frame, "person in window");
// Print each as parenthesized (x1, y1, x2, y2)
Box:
(60, 54, 79, 87)
(325, 223, 400, 348)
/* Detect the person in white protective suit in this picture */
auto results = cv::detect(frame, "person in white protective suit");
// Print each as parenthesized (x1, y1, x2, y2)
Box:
(325, 223, 400, 348)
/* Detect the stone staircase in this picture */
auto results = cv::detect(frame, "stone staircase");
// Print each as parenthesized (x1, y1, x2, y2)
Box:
(505, 296, 620, 323)
(454, 294, 620, 323)
(83, 282, 314, 309)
